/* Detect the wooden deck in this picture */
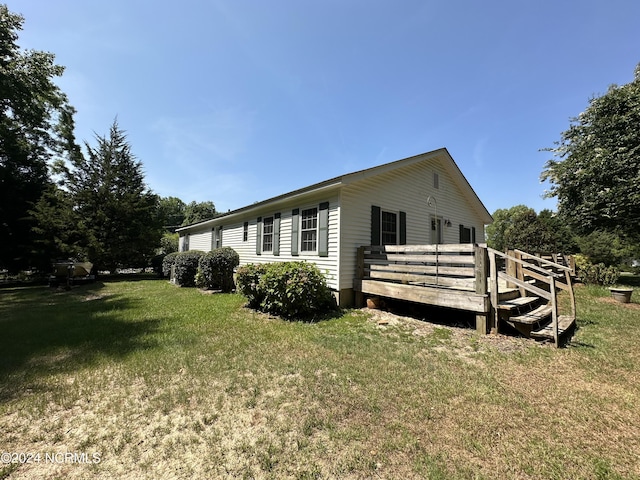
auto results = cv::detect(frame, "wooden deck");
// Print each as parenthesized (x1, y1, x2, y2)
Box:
(354, 244, 576, 347)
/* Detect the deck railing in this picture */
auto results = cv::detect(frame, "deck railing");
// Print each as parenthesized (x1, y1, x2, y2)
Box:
(355, 244, 489, 322)
(357, 243, 486, 288)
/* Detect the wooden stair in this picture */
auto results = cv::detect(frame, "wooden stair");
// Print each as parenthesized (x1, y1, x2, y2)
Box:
(531, 315, 575, 340)
(489, 248, 578, 346)
(497, 298, 575, 341)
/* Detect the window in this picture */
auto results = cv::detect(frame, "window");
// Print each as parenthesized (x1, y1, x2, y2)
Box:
(243, 222, 248, 242)
(262, 217, 274, 252)
(459, 224, 475, 244)
(301, 207, 318, 252)
(215, 226, 222, 249)
(371, 205, 406, 246)
(381, 211, 397, 245)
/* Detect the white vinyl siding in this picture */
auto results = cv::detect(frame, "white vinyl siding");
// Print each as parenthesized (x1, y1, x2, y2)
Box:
(339, 156, 486, 290)
(177, 194, 341, 291)
(183, 228, 212, 252)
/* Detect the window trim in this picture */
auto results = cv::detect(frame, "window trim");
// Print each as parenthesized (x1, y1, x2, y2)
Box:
(381, 210, 398, 246)
(262, 216, 274, 252)
(299, 206, 319, 254)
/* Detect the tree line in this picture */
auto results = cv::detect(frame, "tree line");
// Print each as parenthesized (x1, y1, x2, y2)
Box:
(2, 4, 639, 275)
(0, 5, 216, 274)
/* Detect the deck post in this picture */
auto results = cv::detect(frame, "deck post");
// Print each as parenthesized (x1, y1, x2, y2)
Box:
(550, 276, 559, 347)
(474, 245, 489, 334)
(506, 250, 516, 289)
(488, 249, 500, 334)
(355, 246, 365, 308)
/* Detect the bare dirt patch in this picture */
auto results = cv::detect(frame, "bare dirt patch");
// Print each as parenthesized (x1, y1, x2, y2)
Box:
(363, 307, 541, 355)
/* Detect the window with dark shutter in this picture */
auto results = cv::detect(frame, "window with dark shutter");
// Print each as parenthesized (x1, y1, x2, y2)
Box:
(301, 207, 318, 252)
(262, 216, 274, 252)
(381, 211, 397, 245)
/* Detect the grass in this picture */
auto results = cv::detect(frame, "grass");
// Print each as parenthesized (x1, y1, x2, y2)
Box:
(1, 278, 639, 479)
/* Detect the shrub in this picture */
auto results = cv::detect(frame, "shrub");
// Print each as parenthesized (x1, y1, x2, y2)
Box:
(575, 254, 620, 286)
(173, 250, 205, 287)
(159, 232, 179, 255)
(236, 263, 267, 308)
(198, 247, 240, 292)
(194, 267, 207, 289)
(162, 252, 180, 278)
(237, 261, 336, 319)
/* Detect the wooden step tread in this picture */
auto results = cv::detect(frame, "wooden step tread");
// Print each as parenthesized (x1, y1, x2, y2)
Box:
(530, 316, 576, 339)
(497, 296, 539, 311)
(510, 304, 552, 325)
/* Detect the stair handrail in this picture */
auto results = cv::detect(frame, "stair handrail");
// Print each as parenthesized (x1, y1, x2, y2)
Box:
(512, 249, 576, 323)
(487, 248, 561, 344)
(513, 249, 573, 272)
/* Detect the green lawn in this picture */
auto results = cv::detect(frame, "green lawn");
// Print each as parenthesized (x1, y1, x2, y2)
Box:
(1, 278, 639, 479)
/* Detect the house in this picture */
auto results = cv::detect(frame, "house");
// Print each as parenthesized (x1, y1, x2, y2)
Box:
(176, 148, 493, 307)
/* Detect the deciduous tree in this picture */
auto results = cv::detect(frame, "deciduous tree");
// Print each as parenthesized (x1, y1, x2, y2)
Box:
(542, 64, 640, 239)
(182, 200, 216, 226)
(0, 4, 79, 271)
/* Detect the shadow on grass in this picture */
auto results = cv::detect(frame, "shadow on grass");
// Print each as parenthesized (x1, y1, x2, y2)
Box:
(0, 282, 161, 402)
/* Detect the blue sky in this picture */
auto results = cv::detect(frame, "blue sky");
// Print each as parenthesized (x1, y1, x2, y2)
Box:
(15, 0, 640, 215)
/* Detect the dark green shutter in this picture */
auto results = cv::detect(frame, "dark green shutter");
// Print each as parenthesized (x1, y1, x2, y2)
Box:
(211, 228, 216, 251)
(256, 217, 262, 255)
(273, 213, 281, 256)
(399, 211, 407, 245)
(291, 208, 299, 256)
(318, 202, 329, 257)
(472, 226, 476, 244)
(218, 226, 223, 247)
(371, 205, 381, 246)
(459, 224, 464, 243)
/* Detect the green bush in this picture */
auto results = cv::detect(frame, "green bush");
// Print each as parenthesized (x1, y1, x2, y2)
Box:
(173, 250, 205, 287)
(159, 232, 179, 255)
(575, 254, 620, 286)
(236, 261, 336, 319)
(198, 247, 240, 292)
(194, 267, 206, 289)
(162, 251, 180, 278)
(236, 263, 267, 308)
